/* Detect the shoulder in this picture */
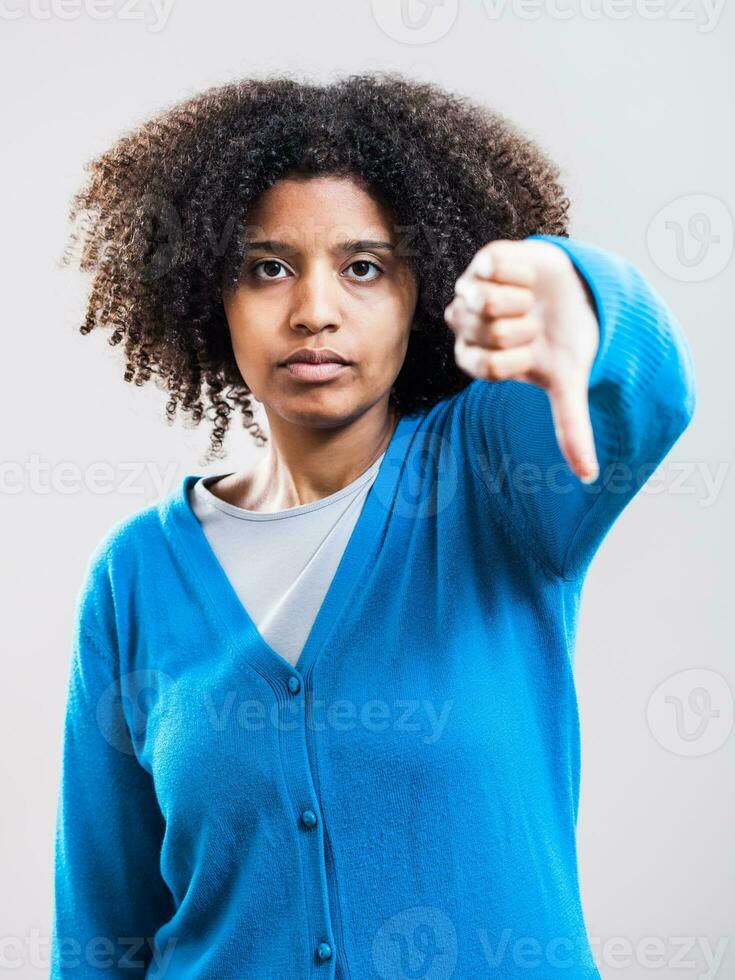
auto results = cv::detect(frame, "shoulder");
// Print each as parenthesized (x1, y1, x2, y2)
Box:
(88, 491, 168, 570)
(416, 377, 506, 461)
(402, 379, 509, 507)
(73, 483, 180, 651)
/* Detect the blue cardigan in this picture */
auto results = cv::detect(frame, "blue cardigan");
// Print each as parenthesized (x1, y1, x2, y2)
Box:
(51, 236, 696, 979)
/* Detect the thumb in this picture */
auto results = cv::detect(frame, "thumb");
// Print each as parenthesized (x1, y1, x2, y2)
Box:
(547, 372, 599, 484)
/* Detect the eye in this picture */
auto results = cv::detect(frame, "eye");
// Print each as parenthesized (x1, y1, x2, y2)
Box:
(344, 260, 383, 282)
(251, 259, 290, 280)
(249, 258, 383, 282)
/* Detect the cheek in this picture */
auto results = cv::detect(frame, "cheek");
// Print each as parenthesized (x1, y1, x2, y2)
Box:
(231, 332, 273, 392)
(225, 300, 270, 367)
(384, 300, 415, 357)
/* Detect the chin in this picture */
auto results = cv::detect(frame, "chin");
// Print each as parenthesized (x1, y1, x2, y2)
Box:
(274, 395, 362, 430)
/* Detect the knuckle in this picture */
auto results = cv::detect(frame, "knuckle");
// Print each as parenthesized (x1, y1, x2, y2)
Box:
(483, 354, 504, 381)
(488, 238, 516, 267)
(454, 272, 472, 295)
(485, 245, 506, 277)
(454, 308, 475, 336)
(454, 343, 473, 376)
(483, 287, 503, 318)
(489, 320, 512, 347)
(487, 239, 510, 258)
(540, 240, 570, 273)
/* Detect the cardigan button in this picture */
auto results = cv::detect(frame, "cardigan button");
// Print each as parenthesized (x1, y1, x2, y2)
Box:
(287, 675, 301, 695)
(316, 941, 332, 962)
(300, 808, 317, 829)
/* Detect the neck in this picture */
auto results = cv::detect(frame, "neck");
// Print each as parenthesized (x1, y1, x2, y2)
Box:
(234, 398, 399, 513)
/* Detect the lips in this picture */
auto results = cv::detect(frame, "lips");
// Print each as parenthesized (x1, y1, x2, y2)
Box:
(281, 358, 351, 382)
(281, 348, 350, 366)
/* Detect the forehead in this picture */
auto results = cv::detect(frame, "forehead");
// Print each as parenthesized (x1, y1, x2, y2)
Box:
(247, 175, 396, 243)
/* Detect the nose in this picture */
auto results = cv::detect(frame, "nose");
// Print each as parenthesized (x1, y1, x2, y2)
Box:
(288, 264, 341, 334)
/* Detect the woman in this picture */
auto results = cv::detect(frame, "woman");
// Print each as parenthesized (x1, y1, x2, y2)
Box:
(51, 73, 696, 979)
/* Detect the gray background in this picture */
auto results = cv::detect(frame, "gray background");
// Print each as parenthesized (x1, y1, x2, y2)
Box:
(1, 1, 732, 976)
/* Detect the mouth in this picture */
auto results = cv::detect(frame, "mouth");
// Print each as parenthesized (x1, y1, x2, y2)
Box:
(280, 361, 351, 382)
(279, 348, 352, 383)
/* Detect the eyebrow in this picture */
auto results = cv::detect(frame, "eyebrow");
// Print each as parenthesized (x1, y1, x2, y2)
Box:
(244, 239, 396, 256)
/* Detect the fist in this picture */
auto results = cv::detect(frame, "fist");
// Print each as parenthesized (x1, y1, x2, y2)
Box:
(444, 238, 601, 483)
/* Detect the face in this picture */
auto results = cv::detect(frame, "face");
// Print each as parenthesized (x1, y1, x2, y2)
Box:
(222, 175, 418, 429)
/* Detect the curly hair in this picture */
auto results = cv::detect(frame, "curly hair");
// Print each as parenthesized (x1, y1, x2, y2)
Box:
(61, 70, 570, 460)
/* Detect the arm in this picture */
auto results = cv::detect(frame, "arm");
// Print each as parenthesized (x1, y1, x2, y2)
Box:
(453, 235, 697, 581)
(51, 571, 175, 977)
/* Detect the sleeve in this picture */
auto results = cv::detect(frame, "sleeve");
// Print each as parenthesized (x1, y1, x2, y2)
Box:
(463, 233, 697, 582)
(50, 573, 175, 976)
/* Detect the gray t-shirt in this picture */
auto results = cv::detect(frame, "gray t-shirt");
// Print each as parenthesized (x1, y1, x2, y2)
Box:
(188, 452, 386, 667)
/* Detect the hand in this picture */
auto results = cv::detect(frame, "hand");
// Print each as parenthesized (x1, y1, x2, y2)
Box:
(444, 238, 601, 483)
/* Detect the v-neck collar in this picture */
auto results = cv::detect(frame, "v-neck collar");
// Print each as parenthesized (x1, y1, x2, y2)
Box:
(160, 409, 425, 691)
